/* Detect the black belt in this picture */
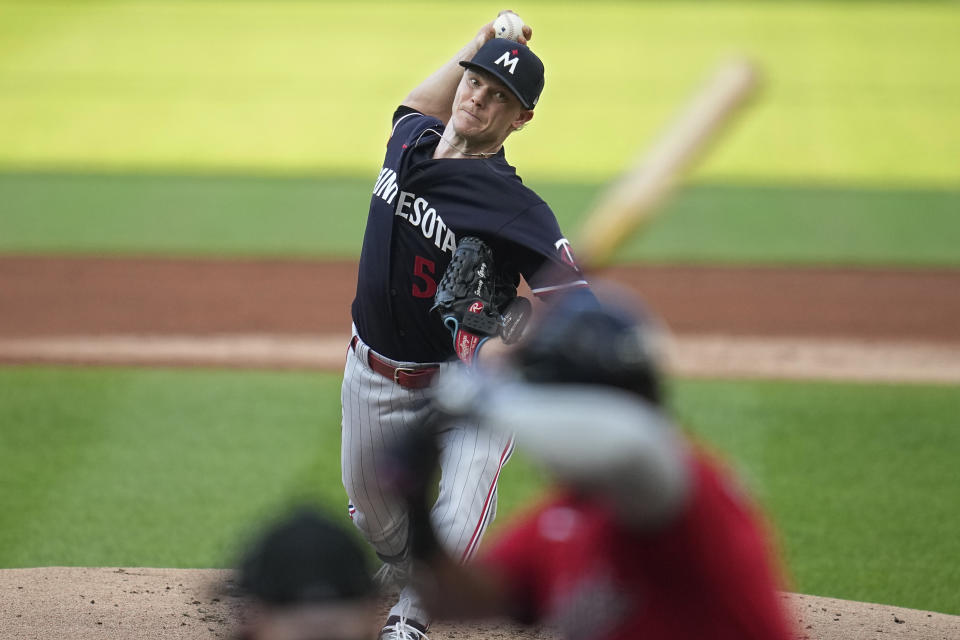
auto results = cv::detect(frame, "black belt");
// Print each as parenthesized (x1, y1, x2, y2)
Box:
(350, 336, 439, 390)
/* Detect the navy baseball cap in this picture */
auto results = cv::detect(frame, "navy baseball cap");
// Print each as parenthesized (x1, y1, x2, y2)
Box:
(459, 39, 545, 109)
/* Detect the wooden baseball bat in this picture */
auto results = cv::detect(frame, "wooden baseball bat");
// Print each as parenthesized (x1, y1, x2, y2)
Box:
(575, 58, 761, 270)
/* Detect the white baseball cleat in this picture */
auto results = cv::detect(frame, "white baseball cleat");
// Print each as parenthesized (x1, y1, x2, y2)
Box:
(378, 614, 429, 640)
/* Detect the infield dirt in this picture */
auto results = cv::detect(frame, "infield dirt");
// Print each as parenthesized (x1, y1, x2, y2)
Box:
(1, 256, 959, 380)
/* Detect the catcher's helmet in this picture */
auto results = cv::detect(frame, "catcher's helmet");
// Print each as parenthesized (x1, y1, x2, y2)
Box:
(514, 288, 664, 405)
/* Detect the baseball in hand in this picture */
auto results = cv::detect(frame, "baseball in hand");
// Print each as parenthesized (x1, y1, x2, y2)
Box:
(493, 12, 525, 41)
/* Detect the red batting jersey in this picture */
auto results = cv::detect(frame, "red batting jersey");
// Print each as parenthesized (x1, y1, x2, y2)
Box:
(481, 452, 796, 640)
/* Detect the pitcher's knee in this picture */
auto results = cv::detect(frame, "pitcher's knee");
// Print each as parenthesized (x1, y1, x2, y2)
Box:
(348, 506, 410, 558)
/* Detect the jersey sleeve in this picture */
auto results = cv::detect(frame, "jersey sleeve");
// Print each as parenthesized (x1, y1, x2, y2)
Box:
(390, 105, 441, 145)
(495, 202, 590, 299)
(391, 105, 420, 128)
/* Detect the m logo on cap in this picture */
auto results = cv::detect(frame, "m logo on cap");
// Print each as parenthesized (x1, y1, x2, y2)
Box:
(494, 50, 519, 75)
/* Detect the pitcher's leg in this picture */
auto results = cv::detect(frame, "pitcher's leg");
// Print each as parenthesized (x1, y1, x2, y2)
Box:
(382, 422, 514, 628)
(432, 421, 515, 563)
(341, 344, 423, 559)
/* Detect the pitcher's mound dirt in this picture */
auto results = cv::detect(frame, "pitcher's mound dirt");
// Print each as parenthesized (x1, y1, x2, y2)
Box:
(1, 567, 957, 640)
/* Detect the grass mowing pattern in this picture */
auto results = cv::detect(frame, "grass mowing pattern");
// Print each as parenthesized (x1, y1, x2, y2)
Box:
(1, 368, 958, 614)
(0, 2, 958, 185)
(0, 172, 372, 259)
(0, 367, 348, 568)
(2, 171, 960, 266)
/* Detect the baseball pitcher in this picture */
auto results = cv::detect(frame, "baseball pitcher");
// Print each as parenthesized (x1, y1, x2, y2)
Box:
(341, 11, 591, 640)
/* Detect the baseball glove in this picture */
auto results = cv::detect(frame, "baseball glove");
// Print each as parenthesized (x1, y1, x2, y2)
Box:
(431, 236, 529, 363)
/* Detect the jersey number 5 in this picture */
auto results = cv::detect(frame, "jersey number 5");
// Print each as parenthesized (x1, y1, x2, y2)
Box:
(412, 255, 437, 298)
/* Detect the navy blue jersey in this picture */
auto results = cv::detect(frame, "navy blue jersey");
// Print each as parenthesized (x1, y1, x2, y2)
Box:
(352, 106, 589, 363)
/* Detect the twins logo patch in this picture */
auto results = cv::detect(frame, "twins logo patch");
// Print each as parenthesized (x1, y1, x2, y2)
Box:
(555, 237, 581, 270)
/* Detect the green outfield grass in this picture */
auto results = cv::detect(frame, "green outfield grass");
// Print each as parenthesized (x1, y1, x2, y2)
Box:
(0, 1, 958, 185)
(2, 1, 958, 266)
(1, 367, 958, 614)
(3, 171, 960, 266)
(0, 368, 346, 568)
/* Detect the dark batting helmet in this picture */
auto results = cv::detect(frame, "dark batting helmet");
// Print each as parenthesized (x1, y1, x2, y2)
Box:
(513, 287, 665, 405)
(237, 506, 374, 605)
